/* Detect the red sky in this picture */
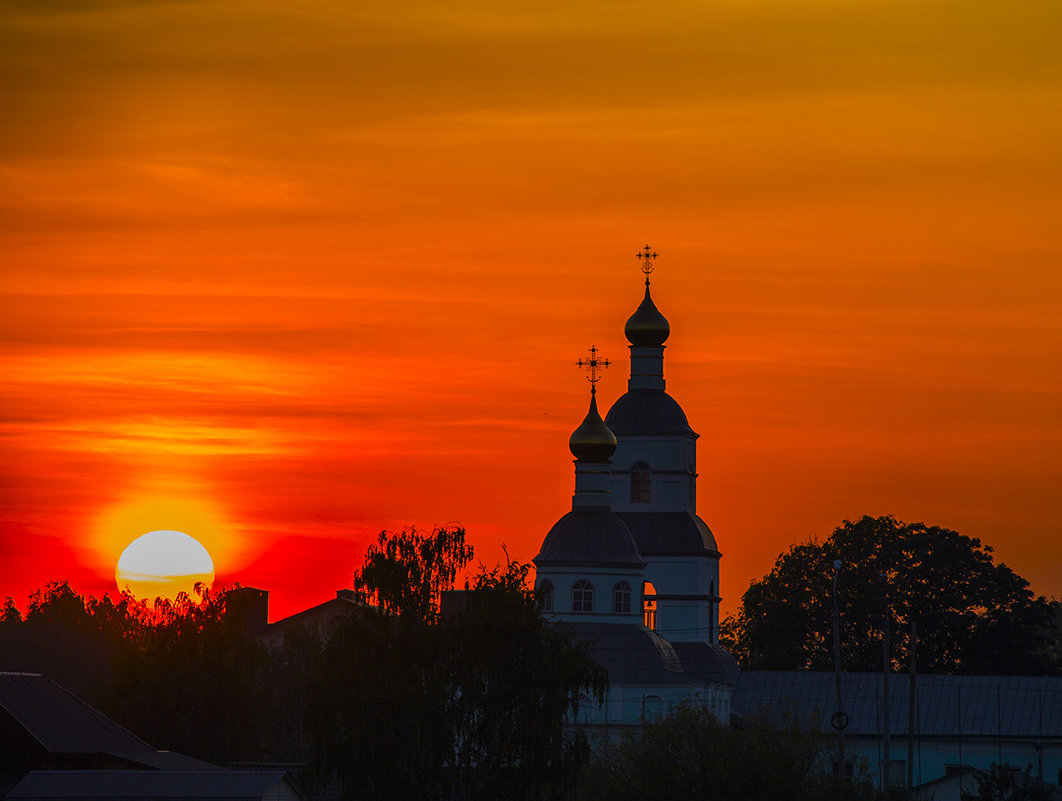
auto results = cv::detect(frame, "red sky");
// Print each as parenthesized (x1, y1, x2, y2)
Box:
(2, 0, 1061, 621)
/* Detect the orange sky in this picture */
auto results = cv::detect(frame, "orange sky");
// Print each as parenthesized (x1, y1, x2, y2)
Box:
(2, 0, 1061, 621)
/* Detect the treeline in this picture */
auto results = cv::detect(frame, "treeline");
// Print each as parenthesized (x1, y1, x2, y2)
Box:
(0, 527, 608, 800)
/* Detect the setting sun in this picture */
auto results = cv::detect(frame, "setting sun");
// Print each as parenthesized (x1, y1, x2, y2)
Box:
(115, 529, 215, 603)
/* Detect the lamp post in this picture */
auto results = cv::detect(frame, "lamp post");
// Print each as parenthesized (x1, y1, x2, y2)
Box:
(831, 559, 848, 791)
(880, 571, 891, 794)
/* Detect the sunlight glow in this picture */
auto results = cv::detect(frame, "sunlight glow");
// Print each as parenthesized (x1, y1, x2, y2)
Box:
(115, 529, 215, 602)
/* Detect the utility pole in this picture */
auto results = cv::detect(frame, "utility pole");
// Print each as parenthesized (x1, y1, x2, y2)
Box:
(881, 572, 891, 794)
(908, 618, 917, 789)
(831, 559, 848, 796)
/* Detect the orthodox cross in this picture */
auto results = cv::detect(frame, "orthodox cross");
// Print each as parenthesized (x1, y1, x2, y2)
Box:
(637, 244, 658, 284)
(576, 345, 611, 392)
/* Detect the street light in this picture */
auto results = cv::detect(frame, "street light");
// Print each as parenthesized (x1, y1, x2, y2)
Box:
(831, 559, 848, 788)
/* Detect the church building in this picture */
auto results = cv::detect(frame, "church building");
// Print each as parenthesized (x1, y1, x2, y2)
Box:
(533, 247, 736, 731)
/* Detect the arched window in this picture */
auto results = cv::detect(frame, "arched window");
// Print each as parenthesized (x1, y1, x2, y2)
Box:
(572, 580, 594, 613)
(613, 581, 632, 614)
(630, 462, 651, 503)
(643, 695, 664, 722)
(642, 580, 657, 630)
(538, 580, 554, 612)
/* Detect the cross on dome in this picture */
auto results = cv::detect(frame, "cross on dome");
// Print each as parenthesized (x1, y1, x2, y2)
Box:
(576, 346, 611, 391)
(636, 244, 658, 284)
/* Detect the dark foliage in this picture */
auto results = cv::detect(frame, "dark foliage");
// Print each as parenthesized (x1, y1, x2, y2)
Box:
(352, 525, 473, 624)
(305, 558, 607, 801)
(961, 764, 1054, 801)
(578, 701, 881, 801)
(721, 515, 1060, 674)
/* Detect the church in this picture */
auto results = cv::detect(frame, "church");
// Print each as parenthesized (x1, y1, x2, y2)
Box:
(531, 248, 1062, 795)
(532, 247, 737, 732)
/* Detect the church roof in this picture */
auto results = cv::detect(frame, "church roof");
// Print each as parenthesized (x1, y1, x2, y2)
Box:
(559, 622, 698, 686)
(605, 390, 696, 437)
(669, 642, 740, 679)
(617, 512, 719, 556)
(534, 511, 646, 569)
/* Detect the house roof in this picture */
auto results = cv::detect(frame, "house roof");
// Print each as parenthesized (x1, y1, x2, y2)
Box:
(5, 770, 298, 801)
(0, 672, 219, 771)
(560, 622, 706, 686)
(732, 671, 1062, 738)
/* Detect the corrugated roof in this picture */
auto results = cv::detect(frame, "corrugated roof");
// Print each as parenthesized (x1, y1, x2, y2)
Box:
(732, 672, 1062, 738)
(5, 770, 295, 800)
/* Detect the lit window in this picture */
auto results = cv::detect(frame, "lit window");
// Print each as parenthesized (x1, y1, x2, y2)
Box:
(572, 580, 594, 613)
(613, 581, 632, 614)
(643, 580, 657, 630)
(538, 580, 553, 612)
(631, 462, 651, 503)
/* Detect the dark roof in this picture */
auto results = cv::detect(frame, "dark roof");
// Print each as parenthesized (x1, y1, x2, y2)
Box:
(5, 770, 298, 800)
(732, 672, 1062, 738)
(560, 622, 700, 685)
(617, 512, 719, 556)
(0, 673, 220, 771)
(605, 390, 696, 437)
(669, 642, 740, 679)
(534, 510, 646, 569)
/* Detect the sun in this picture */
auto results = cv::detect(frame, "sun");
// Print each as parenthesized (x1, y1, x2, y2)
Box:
(115, 530, 215, 603)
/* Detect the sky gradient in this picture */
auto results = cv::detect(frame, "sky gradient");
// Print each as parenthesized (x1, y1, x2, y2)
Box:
(2, 0, 1061, 620)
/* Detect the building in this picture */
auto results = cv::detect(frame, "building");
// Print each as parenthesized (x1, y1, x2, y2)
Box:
(0, 672, 302, 801)
(532, 250, 1062, 794)
(532, 251, 736, 731)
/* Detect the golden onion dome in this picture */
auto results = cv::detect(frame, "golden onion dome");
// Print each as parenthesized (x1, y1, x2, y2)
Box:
(624, 282, 670, 346)
(569, 390, 617, 462)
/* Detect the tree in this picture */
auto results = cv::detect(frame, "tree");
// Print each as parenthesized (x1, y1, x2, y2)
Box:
(579, 701, 880, 801)
(961, 764, 1053, 801)
(305, 559, 607, 801)
(721, 516, 1060, 674)
(353, 525, 474, 624)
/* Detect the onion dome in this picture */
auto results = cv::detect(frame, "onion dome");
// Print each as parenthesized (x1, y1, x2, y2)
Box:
(624, 282, 670, 346)
(569, 390, 617, 462)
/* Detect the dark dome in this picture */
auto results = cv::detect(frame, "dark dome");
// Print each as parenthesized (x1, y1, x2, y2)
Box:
(560, 622, 690, 685)
(569, 391, 617, 461)
(624, 284, 670, 346)
(617, 512, 719, 556)
(605, 390, 696, 437)
(534, 510, 646, 569)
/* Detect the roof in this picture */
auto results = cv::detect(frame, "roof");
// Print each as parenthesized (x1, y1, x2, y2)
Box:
(0, 672, 220, 771)
(669, 642, 739, 679)
(617, 512, 719, 556)
(732, 672, 1062, 738)
(560, 622, 702, 686)
(5, 770, 299, 801)
(605, 390, 696, 437)
(534, 510, 647, 569)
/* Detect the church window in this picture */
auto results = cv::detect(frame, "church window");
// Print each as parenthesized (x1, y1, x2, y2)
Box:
(613, 581, 632, 614)
(642, 580, 657, 630)
(643, 695, 664, 722)
(538, 580, 554, 612)
(630, 463, 651, 503)
(572, 580, 594, 613)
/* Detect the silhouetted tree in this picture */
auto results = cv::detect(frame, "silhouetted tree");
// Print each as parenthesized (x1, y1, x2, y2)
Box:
(353, 525, 474, 624)
(721, 516, 1059, 674)
(579, 701, 880, 801)
(105, 584, 276, 765)
(306, 559, 607, 801)
(961, 764, 1053, 801)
